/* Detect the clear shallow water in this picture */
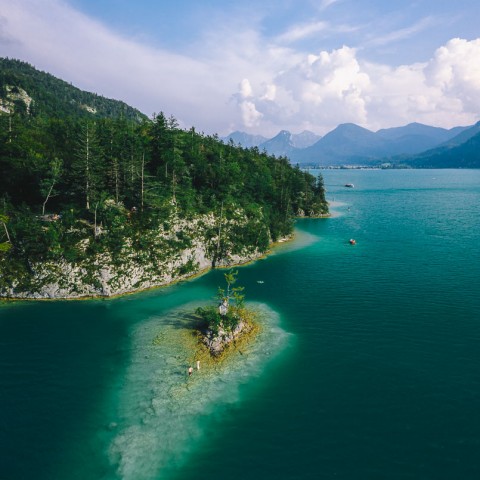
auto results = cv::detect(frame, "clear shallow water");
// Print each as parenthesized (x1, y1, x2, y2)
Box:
(1, 169, 480, 479)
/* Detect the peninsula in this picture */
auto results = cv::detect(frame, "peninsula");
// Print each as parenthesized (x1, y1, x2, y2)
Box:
(0, 59, 328, 299)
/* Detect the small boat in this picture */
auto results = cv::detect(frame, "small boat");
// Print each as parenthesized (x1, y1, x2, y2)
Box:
(257, 280, 264, 284)
(349, 239, 356, 245)
(344, 183, 354, 188)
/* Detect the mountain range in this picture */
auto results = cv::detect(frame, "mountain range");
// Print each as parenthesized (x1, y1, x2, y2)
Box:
(223, 121, 480, 168)
(223, 129, 321, 155)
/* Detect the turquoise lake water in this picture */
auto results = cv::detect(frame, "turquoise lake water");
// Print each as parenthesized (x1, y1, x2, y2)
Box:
(1, 169, 480, 479)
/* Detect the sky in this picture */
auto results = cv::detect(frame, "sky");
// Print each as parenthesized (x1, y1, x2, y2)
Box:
(1, 0, 480, 137)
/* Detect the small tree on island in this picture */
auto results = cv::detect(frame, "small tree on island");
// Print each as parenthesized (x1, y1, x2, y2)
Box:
(196, 269, 246, 335)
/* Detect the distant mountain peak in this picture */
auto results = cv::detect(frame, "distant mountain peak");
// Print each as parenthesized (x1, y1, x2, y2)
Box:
(291, 130, 321, 149)
(337, 122, 367, 129)
(222, 131, 268, 148)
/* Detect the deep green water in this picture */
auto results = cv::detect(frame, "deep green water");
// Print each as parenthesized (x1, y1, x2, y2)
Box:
(1, 169, 480, 480)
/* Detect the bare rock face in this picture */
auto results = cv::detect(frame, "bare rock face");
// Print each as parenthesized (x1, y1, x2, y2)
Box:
(202, 321, 248, 357)
(1, 210, 268, 299)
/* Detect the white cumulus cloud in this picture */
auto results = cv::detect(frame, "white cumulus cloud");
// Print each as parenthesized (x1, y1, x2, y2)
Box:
(233, 46, 371, 134)
(233, 40, 480, 134)
(239, 78, 254, 98)
(425, 38, 480, 111)
(240, 100, 263, 127)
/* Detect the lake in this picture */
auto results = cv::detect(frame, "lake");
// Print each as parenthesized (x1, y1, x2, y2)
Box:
(1, 169, 480, 479)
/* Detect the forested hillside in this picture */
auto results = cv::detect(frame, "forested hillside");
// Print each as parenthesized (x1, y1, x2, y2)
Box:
(0, 58, 146, 121)
(405, 131, 480, 168)
(0, 59, 328, 297)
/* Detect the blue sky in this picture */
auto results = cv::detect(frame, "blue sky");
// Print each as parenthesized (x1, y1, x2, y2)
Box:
(1, 0, 479, 136)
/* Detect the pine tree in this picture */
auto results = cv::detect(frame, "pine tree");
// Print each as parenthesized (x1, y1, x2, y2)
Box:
(72, 121, 103, 211)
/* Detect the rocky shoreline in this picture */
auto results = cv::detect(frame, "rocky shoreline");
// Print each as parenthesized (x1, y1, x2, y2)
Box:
(200, 317, 257, 357)
(0, 210, 293, 300)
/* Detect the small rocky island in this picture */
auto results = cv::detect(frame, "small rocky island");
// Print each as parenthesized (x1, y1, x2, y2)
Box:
(195, 270, 257, 357)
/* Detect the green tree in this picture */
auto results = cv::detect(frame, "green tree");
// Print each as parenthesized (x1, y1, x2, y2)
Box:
(72, 121, 103, 211)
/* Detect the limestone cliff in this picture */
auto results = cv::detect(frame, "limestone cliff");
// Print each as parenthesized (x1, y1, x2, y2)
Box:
(1, 209, 269, 299)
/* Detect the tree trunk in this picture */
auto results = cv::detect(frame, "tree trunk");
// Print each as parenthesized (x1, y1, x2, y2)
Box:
(141, 152, 145, 212)
(85, 124, 90, 210)
(114, 158, 119, 204)
(94, 202, 98, 239)
(42, 181, 55, 216)
(2, 221, 11, 243)
(216, 201, 224, 262)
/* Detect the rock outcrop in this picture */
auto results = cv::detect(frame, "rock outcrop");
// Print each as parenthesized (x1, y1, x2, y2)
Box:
(201, 320, 250, 357)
